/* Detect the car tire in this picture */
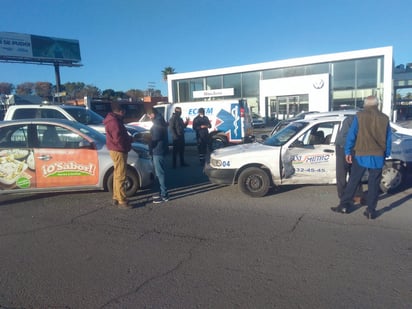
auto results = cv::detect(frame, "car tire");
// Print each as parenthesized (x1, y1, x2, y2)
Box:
(380, 161, 405, 193)
(238, 167, 270, 197)
(210, 135, 227, 150)
(107, 167, 140, 197)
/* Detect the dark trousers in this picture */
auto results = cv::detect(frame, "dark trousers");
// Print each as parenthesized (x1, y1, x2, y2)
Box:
(336, 146, 363, 199)
(340, 156, 382, 211)
(172, 137, 185, 167)
(197, 135, 209, 163)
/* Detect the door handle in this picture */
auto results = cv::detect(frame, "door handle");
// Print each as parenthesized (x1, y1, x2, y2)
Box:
(323, 149, 335, 153)
(37, 155, 52, 160)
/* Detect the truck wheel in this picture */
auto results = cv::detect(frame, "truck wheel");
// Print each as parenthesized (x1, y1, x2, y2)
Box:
(238, 167, 270, 197)
(380, 162, 404, 193)
(107, 168, 140, 197)
(210, 135, 227, 150)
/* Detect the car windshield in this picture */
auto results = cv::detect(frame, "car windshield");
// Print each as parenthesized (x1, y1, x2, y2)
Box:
(69, 121, 106, 144)
(263, 121, 308, 146)
(65, 108, 104, 125)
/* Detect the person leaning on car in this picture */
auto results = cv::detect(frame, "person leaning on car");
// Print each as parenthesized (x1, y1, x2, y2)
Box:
(103, 102, 133, 209)
(331, 96, 391, 219)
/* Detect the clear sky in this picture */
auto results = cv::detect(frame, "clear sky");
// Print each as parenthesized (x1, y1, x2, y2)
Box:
(1, 0, 410, 97)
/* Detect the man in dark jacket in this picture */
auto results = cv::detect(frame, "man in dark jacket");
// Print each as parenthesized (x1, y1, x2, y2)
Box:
(103, 102, 133, 209)
(193, 107, 211, 166)
(169, 106, 189, 168)
(148, 108, 169, 203)
(335, 114, 364, 204)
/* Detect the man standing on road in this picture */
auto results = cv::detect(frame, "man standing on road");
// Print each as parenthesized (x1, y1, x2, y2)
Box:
(331, 96, 391, 219)
(193, 107, 211, 166)
(335, 114, 364, 204)
(148, 108, 169, 203)
(104, 102, 133, 209)
(169, 106, 189, 168)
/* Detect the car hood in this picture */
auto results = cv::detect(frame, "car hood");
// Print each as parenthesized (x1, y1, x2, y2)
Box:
(213, 142, 278, 157)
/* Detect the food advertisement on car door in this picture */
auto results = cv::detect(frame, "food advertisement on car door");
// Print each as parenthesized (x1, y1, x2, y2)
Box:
(0, 148, 99, 190)
(0, 149, 34, 189)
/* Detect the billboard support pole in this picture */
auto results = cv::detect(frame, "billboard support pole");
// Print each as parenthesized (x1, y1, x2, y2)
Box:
(54, 63, 61, 103)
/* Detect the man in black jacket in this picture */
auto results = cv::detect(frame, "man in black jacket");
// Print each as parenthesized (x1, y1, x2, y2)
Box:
(193, 107, 211, 166)
(169, 106, 189, 168)
(148, 108, 169, 203)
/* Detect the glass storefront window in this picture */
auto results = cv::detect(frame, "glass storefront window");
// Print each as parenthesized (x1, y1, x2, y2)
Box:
(284, 66, 305, 77)
(332, 60, 355, 90)
(206, 76, 222, 90)
(177, 80, 189, 102)
(242, 71, 260, 97)
(223, 73, 241, 97)
(305, 63, 329, 75)
(262, 68, 284, 79)
(357, 58, 379, 89)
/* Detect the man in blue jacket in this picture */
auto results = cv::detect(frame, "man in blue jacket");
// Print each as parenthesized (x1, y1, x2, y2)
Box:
(148, 108, 169, 203)
(331, 96, 391, 219)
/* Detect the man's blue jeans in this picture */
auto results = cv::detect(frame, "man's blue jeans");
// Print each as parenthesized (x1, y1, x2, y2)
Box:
(152, 155, 168, 198)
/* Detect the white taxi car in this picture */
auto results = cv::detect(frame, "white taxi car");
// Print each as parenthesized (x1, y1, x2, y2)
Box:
(205, 115, 412, 197)
(0, 119, 153, 197)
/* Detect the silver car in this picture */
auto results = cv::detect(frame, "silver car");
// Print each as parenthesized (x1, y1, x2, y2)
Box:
(0, 119, 153, 197)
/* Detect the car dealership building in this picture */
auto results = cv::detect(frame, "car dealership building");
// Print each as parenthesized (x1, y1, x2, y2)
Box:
(167, 46, 412, 122)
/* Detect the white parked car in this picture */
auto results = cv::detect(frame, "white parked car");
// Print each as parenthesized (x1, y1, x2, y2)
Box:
(205, 114, 412, 197)
(0, 119, 154, 197)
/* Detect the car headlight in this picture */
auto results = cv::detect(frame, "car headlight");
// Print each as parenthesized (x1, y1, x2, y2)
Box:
(132, 146, 151, 160)
(210, 158, 222, 167)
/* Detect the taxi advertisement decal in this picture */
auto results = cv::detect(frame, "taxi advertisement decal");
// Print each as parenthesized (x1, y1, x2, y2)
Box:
(292, 153, 330, 164)
(42, 161, 96, 177)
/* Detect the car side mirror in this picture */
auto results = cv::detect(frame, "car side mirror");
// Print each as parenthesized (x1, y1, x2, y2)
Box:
(261, 134, 269, 141)
(78, 140, 94, 149)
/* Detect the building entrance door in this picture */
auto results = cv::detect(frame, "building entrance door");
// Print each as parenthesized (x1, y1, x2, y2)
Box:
(265, 94, 309, 121)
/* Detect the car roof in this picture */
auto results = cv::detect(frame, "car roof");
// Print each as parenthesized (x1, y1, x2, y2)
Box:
(0, 118, 80, 126)
(8, 104, 86, 109)
(304, 109, 358, 120)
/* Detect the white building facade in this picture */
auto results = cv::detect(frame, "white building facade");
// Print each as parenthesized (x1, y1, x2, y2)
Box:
(167, 46, 393, 121)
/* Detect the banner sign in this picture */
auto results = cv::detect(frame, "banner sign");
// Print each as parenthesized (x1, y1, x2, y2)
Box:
(193, 88, 234, 98)
(0, 32, 81, 63)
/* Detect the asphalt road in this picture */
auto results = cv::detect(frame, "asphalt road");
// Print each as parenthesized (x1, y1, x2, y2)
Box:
(1, 145, 412, 309)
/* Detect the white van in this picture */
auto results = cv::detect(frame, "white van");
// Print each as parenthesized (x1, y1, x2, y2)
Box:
(130, 99, 254, 149)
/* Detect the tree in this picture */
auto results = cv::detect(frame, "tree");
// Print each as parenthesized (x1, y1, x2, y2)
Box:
(62, 82, 86, 99)
(0, 82, 14, 94)
(16, 82, 34, 95)
(161, 66, 176, 81)
(126, 89, 144, 102)
(34, 82, 53, 99)
(102, 89, 116, 100)
(79, 85, 101, 98)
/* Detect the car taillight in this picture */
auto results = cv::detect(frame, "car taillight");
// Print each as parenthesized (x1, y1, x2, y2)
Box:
(240, 107, 245, 117)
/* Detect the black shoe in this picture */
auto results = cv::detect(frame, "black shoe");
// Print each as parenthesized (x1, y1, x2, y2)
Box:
(363, 209, 377, 219)
(331, 205, 347, 214)
(153, 196, 169, 204)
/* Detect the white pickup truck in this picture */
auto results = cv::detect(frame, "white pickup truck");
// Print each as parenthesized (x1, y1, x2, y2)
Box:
(205, 114, 412, 197)
(3, 104, 106, 133)
(2, 104, 151, 144)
